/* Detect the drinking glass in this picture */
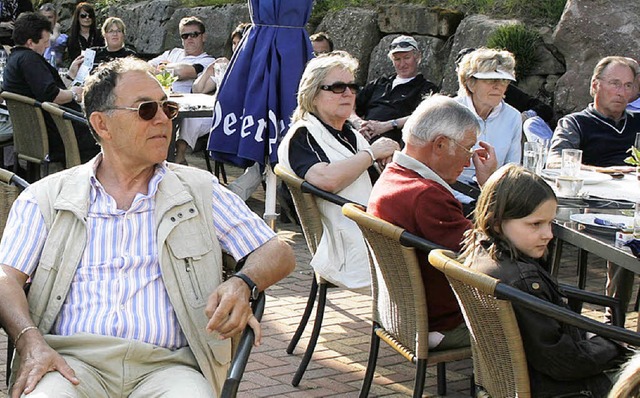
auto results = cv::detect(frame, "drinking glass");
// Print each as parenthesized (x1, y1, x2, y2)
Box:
(635, 133, 640, 181)
(523, 141, 540, 173)
(561, 149, 582, 178)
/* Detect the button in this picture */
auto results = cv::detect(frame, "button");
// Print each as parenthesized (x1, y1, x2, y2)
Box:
(531, 282, 540, 290)
(170, 217, 176, 222)
(189, 208, 195, 213)
(177, 213, 183, 218)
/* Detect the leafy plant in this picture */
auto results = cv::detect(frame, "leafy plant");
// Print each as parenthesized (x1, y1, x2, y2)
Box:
(624, 146, 640, 166)
(155, 70, 178, 88)
(487, 23, 541, 78)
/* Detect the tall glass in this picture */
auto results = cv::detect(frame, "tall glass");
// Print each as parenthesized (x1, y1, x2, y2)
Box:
(561, 149, 582, 178)
(523, 141, 540, 173)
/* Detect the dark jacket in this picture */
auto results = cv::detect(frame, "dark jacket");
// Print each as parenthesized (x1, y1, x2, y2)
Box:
(470, 242, 627, 398)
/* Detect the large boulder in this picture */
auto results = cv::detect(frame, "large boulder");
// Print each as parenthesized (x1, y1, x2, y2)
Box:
(316, 8, 380, 84)
(552, 0, 640, 114)
(367, 34, 447, 87)
(106, 1, 249, 57)
(377, 5, 463, 38)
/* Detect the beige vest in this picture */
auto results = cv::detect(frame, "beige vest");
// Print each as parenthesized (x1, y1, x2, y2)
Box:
(278, 114, 372, 289)
(26, 162, 230, 393)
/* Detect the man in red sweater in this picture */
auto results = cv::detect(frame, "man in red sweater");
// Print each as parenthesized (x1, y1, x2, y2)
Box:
(368, 94, 497, 350)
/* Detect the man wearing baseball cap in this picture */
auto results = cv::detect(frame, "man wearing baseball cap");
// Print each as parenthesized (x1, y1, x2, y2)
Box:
(355, 35, 438, 146)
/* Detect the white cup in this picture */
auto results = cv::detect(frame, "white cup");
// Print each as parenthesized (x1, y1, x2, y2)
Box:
(556, 176, 584, 197)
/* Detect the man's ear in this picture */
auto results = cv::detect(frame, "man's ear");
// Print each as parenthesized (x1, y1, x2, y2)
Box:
(89, 111, 111, 141)
(432, 135, 449, 152)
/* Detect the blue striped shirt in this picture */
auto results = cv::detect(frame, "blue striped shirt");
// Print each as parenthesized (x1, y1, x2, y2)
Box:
(0, 159, 275, 349)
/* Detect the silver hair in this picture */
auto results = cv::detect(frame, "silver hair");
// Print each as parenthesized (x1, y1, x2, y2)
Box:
(403, 94, 480, 147)
(457, 47, 516, 97)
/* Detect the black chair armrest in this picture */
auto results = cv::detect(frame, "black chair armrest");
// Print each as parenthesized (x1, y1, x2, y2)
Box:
(220, 291, 266, 398)
(558, 283, 624, 327)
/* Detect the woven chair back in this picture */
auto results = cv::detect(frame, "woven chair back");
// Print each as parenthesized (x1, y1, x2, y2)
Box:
(0, 167, 29, 237)
(40, 102, 82, 168)
(1, 92, 49, 164)
(342, 203, 429, 359)
(274, 165, 323, 256)
(428, 249, 531, 398)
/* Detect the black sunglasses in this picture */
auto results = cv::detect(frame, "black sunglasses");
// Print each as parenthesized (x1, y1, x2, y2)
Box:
(180, 31, 202, 40)
(389, 41, 416, 50)
(108, 100, 180, 121)
(320, 82, 359, 94)
(79, 13, 92, 19)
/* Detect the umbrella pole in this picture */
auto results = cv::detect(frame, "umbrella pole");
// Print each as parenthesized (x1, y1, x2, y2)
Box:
(264, 163, 278, 231)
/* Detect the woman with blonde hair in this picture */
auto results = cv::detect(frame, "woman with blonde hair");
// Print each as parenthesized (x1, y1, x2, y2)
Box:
(278, 52, 398, 288)
(91, 17, 137, 68)
(455, 48, 522, 183)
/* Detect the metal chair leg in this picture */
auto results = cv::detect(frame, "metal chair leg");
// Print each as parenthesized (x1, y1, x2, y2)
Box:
(291, 281, 328, 387)
(359, 325, 381, 398)
(469, 374, 475, 397)
(287, 277, 318, 354)
(437, 362, 446, 396)
(577, 249, 589, 290)
(413, 359, 428, 398)
(202, 149, 212, 173)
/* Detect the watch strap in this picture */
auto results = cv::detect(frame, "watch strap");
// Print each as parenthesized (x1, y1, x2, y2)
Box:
(232, 272, 259, 300)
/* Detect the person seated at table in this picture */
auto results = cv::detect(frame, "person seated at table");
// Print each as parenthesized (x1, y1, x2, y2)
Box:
(66, 2, 103, 63)
(454, 47, 522, 184)
(39, 3, 66, 67)
(192, 22, 249, 96)
(149, 16, 215, 165)
(625, 58, 640, 113)
(460, 163, 629, 398)
(0, 0, 33, 47)
(354, 35, 438, 146)
(546, 56, 640, 320)
(368, 94, 497, 350)
(0, 56, 295, 398)
(91, 17, 137, 68)
(2, 12, 99, 163)
(278, 52, 398, 289)
(310, 32, 333, 55)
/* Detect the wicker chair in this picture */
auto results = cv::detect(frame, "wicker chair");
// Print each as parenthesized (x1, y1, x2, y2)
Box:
(0, 167, 29, 386)
(40, 102, 82, 169)
(428, 249, 640, 398)
(342, 203, 473, 397)
(273, 164, 355, 387)
(0, 92, 51, 179)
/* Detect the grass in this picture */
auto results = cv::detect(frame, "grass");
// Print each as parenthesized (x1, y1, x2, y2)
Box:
(487, 23, 541, 77)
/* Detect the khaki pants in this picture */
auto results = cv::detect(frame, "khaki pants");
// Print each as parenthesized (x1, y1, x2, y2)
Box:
(12, 333, 216, 398)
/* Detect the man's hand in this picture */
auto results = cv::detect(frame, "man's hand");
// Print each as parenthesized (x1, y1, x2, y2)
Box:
(473, 140, 498, 186)
(359, 120, 392, 141)
(370, 137, 399, 167)
(205, 277, 261, 345)
(11, 338, 78, 398)
(68, 55, 85, 79)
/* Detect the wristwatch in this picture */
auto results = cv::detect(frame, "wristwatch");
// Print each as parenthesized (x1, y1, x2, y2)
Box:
(391, 119, 399, 129)
(231, 272, 259, 301)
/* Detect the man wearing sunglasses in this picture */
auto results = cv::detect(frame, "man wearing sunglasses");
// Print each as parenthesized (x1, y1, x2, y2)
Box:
(148, 16, 216, 165)
(2, 12, 99, 163)
(0, 57, 295, 397)
(354, 35, 438, 146)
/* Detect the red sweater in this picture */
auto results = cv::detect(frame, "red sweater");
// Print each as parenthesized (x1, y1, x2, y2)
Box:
(368, 162, 469, 332)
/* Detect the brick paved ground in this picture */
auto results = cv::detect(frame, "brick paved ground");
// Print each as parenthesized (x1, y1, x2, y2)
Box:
(1, 155, 637, 398)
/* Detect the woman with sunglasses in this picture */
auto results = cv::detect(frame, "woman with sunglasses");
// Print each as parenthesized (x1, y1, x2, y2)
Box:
(66, 2, 103, 63)
(278, 52, 399, 289)
(454, 48, 522, 185)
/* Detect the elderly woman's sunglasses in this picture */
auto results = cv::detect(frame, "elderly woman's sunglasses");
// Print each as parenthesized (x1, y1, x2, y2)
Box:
(320, 82, 359, 94)
(108, 100, 180, 120)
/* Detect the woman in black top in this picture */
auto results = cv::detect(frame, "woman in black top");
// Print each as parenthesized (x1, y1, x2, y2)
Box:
(66, 2, 103, 62)
(92, 17, 137, 68)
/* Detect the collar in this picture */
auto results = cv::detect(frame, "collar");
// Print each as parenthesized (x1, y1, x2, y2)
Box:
(588, 103, 629, 126)
(393, 151, 457, 197)
(457, 94, 504, 121)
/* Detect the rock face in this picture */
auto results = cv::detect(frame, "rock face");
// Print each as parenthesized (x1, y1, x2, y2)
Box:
(377, 5, 463, 38)
(553, 0, 640, 114)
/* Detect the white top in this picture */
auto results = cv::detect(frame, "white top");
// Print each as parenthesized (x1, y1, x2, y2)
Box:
(148, 48, 216, 93)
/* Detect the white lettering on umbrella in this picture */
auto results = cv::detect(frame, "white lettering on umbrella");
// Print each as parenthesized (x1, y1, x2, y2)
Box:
(211, 101, 288, 145)
(224, 112, 238, 135)
(241, 114, 255, 138)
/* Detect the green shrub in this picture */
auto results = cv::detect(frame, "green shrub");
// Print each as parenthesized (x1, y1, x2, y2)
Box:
(487, 23, 541, 78)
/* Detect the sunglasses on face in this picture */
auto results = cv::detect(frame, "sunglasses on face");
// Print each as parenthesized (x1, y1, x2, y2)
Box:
(389, 41, 416, 50)
(320, 82, 359, 94)
(79, 13, 92, 19)
(108, 100, 180, 121)
(180, 31, 202, 40)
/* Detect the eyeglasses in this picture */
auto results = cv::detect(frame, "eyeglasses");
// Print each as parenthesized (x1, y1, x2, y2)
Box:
(79, 13, 91, 19)
(180, 31, 202, 40)
(319, 82, 359, 94)
(599, 79, 634, 91)
(448, 137, 475, 158)
(389, 41, 417, 50)
(107, 100, 179, 121)
(106, 29, 122, 35)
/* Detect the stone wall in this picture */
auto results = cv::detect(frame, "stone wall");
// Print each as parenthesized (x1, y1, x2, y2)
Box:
(52, 0, 640, 117)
